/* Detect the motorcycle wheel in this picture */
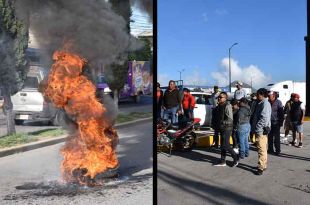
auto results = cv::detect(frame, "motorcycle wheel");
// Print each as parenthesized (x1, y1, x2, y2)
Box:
(180, 132, 196, 151)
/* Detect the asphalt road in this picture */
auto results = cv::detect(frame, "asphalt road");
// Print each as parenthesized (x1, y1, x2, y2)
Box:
(0, 96, 152, 137)
(0, 121, 153, 205)
(158, 123, 310, 205)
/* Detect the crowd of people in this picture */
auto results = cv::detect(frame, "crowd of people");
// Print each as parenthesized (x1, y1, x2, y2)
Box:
(157, 80, 305, 176)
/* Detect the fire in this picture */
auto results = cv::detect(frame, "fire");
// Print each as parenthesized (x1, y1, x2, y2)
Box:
(44, 51, 119, 184)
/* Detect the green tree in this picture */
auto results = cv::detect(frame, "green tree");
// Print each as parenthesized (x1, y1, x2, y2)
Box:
(0, 0, 29, 135)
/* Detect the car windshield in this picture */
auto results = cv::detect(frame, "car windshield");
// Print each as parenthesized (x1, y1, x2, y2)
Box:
(97, 76, 106, 84)
(192, 94, 212, 105)
(24, 76, 39, 88)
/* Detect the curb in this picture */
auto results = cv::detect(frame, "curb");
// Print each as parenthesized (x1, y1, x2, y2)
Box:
(0, 117, 152, 158)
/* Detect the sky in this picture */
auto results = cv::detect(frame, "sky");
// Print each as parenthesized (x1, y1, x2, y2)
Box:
(131, 3, 153, 36)
(158, 0, 307, 88)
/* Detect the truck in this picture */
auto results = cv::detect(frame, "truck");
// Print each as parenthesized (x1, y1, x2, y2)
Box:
(265, 80, 306, 106)
(10, 66, 61, 125)
(119, 61, 152, 103)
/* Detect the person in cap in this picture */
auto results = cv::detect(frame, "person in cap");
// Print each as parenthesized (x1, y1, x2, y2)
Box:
(213, 92, 239, 167)
(283, 93, 295, 142)
(289, 93, 305, 148)
(211, 85, 221, 106)
(236, 97, 251, 158)
(182, 88, 196, 120)
(234, 81, 247, 100)
(251, 88, 271, 175)
(267, 91, 284, 155)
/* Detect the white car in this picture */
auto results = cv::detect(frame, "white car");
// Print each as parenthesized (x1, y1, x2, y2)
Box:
(191, 92, 214, 126)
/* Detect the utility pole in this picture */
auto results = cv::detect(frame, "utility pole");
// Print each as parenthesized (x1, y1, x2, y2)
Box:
(229, 43, 238, 92)
(305, 0, 310, 116)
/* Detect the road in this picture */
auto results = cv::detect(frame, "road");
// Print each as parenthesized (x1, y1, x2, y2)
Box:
(0, 96, 152, 137)
(158, 123, 310, 205)
(0, 121, 152, 205)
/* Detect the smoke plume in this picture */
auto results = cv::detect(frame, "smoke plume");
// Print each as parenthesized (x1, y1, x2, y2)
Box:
(15, 0, 133, 67)
(131, 0, 153, 22)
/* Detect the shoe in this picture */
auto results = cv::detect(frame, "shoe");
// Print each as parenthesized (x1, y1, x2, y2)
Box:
(297, 142, 303, 148)
(233, 148, 239, 154)
(275, 152, 280, 156)
(267, 150, 274, 155)
(239, 155, 244, 159)
(214, 161, 226, 166)
(256, 169, 263, 175)
(288, 141, 296, 146)
(232, 161, 239, 167)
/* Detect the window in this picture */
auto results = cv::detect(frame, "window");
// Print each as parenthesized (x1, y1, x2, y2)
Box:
(24, 77, 39, 88)
(283, 85, 288, 89)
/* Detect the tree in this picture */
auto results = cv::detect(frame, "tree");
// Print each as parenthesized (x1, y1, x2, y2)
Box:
(0, 0, 29, 135)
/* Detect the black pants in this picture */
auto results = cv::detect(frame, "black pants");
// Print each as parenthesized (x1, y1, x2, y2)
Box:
(213, 130, 219, 146)
(231, 129, 239, 148)
(157, 104, 161, 119)
(268, 123, 281, 153)
(220, 128, 238, 162)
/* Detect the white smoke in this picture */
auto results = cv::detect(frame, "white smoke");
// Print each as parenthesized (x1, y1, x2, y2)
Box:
(211, 58, 271, 88)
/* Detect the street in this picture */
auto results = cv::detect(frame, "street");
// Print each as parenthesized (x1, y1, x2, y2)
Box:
(0, 121, 152, 205)
(0, 96, 152, 137)
(158, 123, 310, 205)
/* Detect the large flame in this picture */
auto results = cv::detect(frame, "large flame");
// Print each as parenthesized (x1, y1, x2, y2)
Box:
(45, 51, 119, 184)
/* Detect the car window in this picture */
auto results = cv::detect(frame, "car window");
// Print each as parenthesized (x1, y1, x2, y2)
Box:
(24, 76, 39, 88)
(97, 76, 107, 84)
(192, 94, 212, 105)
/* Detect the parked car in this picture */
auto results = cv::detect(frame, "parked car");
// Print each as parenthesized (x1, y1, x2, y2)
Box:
(11, 66, 61, 125)
(191, 92, 214, 127)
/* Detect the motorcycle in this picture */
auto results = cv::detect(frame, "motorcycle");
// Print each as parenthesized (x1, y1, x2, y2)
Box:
(157, 118, 201, 156)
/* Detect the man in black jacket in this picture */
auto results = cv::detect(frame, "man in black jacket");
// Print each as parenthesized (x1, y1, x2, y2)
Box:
(214, 92, 239, 167)
(163, 80, 181, 123)
(267, 91, 284, 155)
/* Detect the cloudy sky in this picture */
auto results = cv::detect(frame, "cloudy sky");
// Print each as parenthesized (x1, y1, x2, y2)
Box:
(158, 0, 306, 88)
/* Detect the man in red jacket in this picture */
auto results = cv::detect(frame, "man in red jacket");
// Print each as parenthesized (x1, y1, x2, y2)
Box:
(182, 88, 196, 120)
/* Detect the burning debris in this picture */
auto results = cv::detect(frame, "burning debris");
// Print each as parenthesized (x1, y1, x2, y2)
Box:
(44, 51, 119, 185)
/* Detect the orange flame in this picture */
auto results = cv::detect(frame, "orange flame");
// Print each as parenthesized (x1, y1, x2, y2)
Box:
(45, 51, 118, 184)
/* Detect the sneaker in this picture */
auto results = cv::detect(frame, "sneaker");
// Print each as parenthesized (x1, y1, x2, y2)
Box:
(288, 141, 296, 146)
(256, 169, 263, 175)
(233, 148, 239, 154)
(232, 161, 239, 167)
(297, 142, 303, 148)
(214, 161, 226, 167)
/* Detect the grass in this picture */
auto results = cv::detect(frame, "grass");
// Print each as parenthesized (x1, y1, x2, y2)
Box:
(0, 112, 151, 149)
(0, 128, 65, 149)
(116, 112, 152, 124)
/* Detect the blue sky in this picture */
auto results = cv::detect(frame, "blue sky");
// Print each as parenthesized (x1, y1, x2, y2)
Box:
(158, 0, 307, 88)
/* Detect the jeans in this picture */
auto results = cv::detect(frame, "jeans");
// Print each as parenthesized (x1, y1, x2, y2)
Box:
(213, 130, 219, 146)
(220, 128, 238, 162)
(157, 105, 162, 119)
(183, 108, 194, 120)
(268, 123, 281, 153)
(163, 107, 178, 123)
(237, 123, 251, 158)
(232, 129, 239, 148)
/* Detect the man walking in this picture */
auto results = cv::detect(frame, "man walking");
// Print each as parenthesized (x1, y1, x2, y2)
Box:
(163, 80, 182, 124)
(211, 85, 221, 147)
(234, 81, 247, 100)
(283, 93, 295, 142)
(214, 92, 239, 167)
(211, 85, 221, 106)
(267, 91, 284, 155)
(289, 93, 305, 148)
(182, 88, 196, 120)
(251, 88, 271, 175)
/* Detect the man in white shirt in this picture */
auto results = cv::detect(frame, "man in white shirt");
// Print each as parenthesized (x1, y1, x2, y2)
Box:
(234, 81, 247, 100)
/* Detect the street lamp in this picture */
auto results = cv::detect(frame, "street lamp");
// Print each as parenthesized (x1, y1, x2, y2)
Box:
(229, 42, 238, 92)
(178, 69, 185, 81)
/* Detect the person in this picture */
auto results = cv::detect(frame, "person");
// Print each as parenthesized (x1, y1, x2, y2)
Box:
(211, 105, 220, 148)
(251, 88, 271, 175)
(213, 92, 239, 167)
(182, 88, 196, 120)
(249, 93, 258, 144)
(283, 93, 295, 142)
(234, 81, 247, 100)
(231, 99, 239, 152)
(267, 91, 284, 155)
(236, 97, 251, 159)
(289, 93, 305, 148)
(211, 85, 221, 106)
(163, 80, 182, 123)
(157, 82, 164, 119)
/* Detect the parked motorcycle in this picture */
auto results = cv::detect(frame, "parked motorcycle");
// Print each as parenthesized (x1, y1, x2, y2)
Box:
(157, 118, 201, 156)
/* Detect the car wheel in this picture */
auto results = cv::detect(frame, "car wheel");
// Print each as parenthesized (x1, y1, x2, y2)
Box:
(51, 110, 66, 126)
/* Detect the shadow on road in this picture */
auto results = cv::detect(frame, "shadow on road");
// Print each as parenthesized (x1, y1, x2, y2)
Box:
(158, 169, 270, 205)
(277, 153, 310, 162)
